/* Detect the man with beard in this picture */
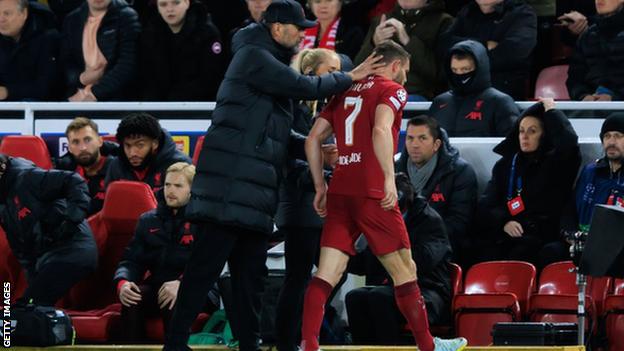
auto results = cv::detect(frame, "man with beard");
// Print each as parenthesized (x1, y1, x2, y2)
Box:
(568, 113, 624, 232)
(57, 117, 117, 215)
(106, 113, 191, 192)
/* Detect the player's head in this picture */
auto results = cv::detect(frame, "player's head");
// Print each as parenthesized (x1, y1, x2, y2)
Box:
(372, 41, 410, 85)
(164, 162, 195, 209)
(405, 115, 442, 167)
(116, 113, 162, 169)
(66, 117, 103, 168)
(292, 48, 341, 76)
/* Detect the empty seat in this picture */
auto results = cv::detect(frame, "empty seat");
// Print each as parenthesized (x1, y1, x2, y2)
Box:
(0, 135, 53, 169)
(534, 65, 571, 100)
(453, 261, 536, 345)
(604, 279, 624, 350)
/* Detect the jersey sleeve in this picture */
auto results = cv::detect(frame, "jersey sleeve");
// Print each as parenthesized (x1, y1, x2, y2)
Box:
(318, 95, 340, 127)
(378, 85, 408, 116)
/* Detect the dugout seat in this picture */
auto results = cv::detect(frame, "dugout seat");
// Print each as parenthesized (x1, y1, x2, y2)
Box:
(192, 135, 205, 165)
(453, 261, 536, 345)
(605, 279, 624, 351)
(534, 65, 570, 100)
(0, 135, 53, 169)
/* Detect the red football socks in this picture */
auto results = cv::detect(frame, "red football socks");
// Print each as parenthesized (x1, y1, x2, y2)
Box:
(300, 276, 333, 351)
(394, 280, 434, 351)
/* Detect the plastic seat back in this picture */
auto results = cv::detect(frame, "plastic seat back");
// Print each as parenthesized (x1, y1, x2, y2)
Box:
(534, 65, 570, 100)
(0, 135, 53, 169)
(192, 135, 205, 165)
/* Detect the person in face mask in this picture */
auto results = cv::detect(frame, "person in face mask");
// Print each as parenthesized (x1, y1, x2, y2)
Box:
(428, 40, 519, 137)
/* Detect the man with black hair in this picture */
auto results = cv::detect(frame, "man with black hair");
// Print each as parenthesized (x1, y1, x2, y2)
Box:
(57, 117, 118, 215)
(0, 153, 97, 306)
(396, 115, 477, 265)
(428, 40, 518, 137)
(105, 112, 191, 191)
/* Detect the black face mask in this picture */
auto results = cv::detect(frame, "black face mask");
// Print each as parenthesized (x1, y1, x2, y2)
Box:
(450, 71, 476, 94)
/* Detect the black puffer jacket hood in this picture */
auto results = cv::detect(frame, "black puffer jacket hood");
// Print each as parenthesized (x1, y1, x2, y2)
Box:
(231, 22, 294, 64)
(445, 39, 492, 95)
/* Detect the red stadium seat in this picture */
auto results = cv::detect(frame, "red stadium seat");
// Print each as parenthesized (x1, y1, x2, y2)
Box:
(0, 135, 53, 169)
(101, 134, 117, 143)
(603, 279, 624, 350)
(528, 261, 611, 333)
(453, 261, 536, 346)
(0, 226, 28, 304)
(429, 263, 463, 337)
(534, 65, 571, 100)
(63, 181, 157, 342)
(192, 135, 205, 165)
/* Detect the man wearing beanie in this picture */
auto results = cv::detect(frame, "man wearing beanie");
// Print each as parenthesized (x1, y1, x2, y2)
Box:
(570, 113, 624, 232)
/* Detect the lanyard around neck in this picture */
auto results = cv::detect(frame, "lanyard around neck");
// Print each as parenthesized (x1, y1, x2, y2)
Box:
(507, 153, 523, 200)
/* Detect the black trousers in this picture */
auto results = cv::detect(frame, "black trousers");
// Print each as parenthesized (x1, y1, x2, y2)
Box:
(21, 261, 94, 306)
(345, 285, 447, 345)
(274, 227, 321, 351)
(165, 222, 268, 351)
(119, 284, 174, 343)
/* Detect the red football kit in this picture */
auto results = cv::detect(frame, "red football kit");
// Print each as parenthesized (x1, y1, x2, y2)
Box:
(318, 75, 410, 256)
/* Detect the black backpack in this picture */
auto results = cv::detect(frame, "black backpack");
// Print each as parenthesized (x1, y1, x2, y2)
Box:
(9, 304, 74, 346)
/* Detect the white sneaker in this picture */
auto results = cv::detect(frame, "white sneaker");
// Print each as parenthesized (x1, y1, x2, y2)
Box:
(433, 336, 468, 351)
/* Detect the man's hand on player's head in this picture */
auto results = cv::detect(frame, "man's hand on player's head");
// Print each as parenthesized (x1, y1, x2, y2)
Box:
(380, 178, 398, 211)
(348, 53, 386, 81)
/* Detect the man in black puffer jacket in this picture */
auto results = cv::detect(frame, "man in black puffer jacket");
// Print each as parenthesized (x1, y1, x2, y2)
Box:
(429, 40, 519, 137)
(0, 0, 60, 101)
(61, 0, 140, 101)
(165, 0, 382, 350)
(566, 0, 624, 101)
(0, 154, 97, 306)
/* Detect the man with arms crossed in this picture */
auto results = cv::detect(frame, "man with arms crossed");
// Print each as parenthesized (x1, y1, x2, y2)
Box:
(301, 41, 468, 351)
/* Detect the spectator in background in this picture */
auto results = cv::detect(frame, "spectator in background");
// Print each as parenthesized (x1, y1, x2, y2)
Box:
(556, 0, 595, 45)
(299, 0, 364, 60)
(57, 117, 117, 216)
(48, 0, 83, 26)
(475, 99, 581, 269)
(114, 162, 219, 343)
(140, 0, 225, 101)
(106, 113, 191, 192)
(395, 116, 477, 265)
(0, 153, 97, 306)
(566, 0, 624, 101)
(228, 0, 272, 57)
(355, 0, 453, 100)
(346, 174, 452, 345)
(61, 0, 140, 101)
(0, 0, 60, 101)
(442, 0, 537, 100)
(429, 40, 518, 137)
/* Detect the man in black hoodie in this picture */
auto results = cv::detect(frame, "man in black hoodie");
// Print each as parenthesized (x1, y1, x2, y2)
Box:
(396, 115, 477, 265)
(0, 0, 60, 101)
(105, 113, 191, 192)
(0, 153, 97, 306)
(429, 40, 519, 137)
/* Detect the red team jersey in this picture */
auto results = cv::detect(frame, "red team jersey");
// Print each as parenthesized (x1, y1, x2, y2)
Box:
(320, 75, 407, 199)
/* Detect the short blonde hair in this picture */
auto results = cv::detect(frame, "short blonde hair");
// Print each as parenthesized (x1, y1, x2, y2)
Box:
(291, 48, 339, 75)
(166, 162, 196, 185)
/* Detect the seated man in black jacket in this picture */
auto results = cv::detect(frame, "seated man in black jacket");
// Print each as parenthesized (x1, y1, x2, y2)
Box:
(105, 112, 191, 192)
(0, 153, 97, 306)
(57, 117, 118, 216)
(114, 162, 217, 343)
(345, 173, 452, 345)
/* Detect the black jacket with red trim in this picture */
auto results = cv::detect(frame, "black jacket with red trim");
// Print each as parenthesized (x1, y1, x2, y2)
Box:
(113, 197, 195, 288)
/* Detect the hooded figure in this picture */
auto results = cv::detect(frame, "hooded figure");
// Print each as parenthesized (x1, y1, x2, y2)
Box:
(475, 101, 581, 269)
(428, 40, 519, 137)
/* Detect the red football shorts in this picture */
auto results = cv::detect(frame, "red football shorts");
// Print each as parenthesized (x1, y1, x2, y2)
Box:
(320, 194, 410, 256)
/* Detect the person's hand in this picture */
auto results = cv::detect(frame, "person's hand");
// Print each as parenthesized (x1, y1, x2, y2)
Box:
(503, 221, 524, 238)
(158, 280, 180, 310)
(321, 144, 338, 168)
(383, 18, 410, 46)
(348, 53, 386, 81)
(119, 281, 142, 307)
(372, 14, 396, 45)
(486, 40, 499, 50)
(594, 94, 612, 101)
(558, 11, 588, 35)
(538, 97, 555, 111)
(313, 183, 328, 217)
(582, 94, 597, 101)
(380, 178, 397, 211)
(0, 86, 8, 100)
(79, 67, 105, 86)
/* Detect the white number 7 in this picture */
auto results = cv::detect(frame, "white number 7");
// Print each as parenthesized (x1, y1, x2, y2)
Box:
(344, 96, 363, 146)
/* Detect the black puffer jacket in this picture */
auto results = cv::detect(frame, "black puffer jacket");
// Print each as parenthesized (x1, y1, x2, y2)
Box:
(113, 196, 195, 288)
(396, 129, 477, 257)
(429, 40, 519, 137)
(105, 130, 191, 190)
(0, 3, 60, 101)
(442, 0, 537, 99)
(186, 23, 352, 234)
(61, 0, 140, 100)
(0, 157, 97, 271)
(477, 107, 581, 244)
(566, 8, 624, 100)
(139, 1, 225, 101)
